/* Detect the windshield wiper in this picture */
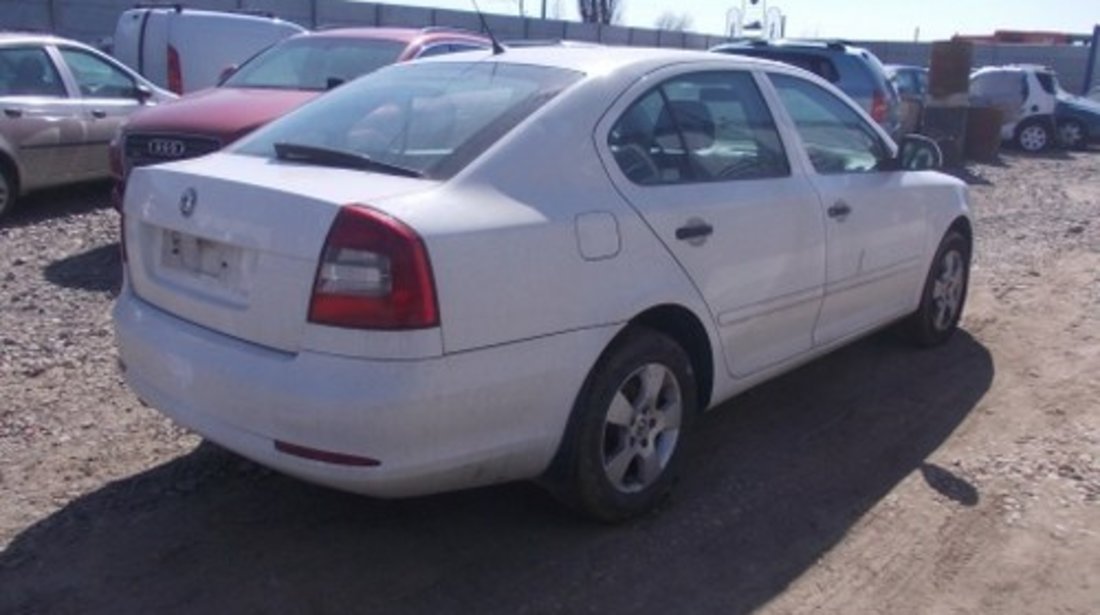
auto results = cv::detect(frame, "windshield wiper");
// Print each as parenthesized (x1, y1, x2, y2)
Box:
(273, 142, 423, 178)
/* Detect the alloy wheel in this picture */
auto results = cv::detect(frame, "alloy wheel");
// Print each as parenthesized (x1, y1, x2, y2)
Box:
(931, 249, 966, 331)
(601, 363, 682, 493)
(1059, 122, 1083, 149)
(1019, 125, 1048, 152)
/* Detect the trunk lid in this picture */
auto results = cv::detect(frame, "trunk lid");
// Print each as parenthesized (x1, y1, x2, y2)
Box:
(123, 152, 438, 354)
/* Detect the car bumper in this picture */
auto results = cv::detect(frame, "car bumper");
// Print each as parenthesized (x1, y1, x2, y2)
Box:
(113, 284, 618, 497)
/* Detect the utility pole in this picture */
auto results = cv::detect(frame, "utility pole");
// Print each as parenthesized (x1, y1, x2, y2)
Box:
(541, 0, 547, 19)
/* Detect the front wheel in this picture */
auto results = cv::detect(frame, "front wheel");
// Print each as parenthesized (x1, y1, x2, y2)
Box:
(905, 230, 971, 347)
(1016, 119, 1052, 152)
(1057, 119, 1087, 150)
(546, 327, 697, 522)
(0, 166, 14, 220)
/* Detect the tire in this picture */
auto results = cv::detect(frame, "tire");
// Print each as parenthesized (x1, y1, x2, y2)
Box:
(1057, 119, 1087, 150)
(905, 230, 971, 347)
(545, 327, 698, 522)
(0, 164, 14, 220)
(1015, 118, 1052, 152)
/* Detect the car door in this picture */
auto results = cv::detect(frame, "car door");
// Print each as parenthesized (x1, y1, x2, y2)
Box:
(598, 67, 826, 378)
(53, 45, 147, 179)
(0, 45, 85, 190)
(765, 72, 926, 346)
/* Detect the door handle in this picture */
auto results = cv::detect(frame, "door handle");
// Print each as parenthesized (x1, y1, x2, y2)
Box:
(675, 221, 714, 242)
(91, 109, 108, 119)
(827, 201, 852, 219)
(3, 108, 22, 118)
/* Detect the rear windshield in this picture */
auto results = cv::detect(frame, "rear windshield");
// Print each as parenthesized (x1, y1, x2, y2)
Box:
(1035, 72, 1057, 95)
(223, 37, 405, 91)
(232, 61, 583, 179)
(717, 48, 840, 83)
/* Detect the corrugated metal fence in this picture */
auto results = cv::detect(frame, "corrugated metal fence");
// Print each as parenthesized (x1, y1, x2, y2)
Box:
(1, 0, 1093, 92)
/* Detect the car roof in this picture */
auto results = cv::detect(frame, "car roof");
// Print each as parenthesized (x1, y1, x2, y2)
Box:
(303, 26, 487, 44)
(422, 44, 790, 75)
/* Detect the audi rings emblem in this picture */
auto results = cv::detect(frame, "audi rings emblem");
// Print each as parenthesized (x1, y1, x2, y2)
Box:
(179, 188, 198, 218)
(147, 138, 186, 158)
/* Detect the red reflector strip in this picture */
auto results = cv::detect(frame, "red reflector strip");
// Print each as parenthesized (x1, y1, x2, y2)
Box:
(274, 440, 381, 467)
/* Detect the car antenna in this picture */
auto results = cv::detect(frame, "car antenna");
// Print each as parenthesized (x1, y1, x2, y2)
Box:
(470, 0, 505, 55)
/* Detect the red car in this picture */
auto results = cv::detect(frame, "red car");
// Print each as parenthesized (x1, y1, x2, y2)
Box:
(111, 26, 489, 202)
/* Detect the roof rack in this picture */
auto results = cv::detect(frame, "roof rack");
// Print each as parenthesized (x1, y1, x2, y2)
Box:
(500, 39, 599, 48)
(130, 4, 276, 18)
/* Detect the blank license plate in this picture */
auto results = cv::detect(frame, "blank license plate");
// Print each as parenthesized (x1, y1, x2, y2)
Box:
(161, 229, 240, 283)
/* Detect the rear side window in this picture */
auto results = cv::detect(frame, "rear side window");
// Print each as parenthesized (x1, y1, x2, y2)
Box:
(0, 47, 66, 97)
(225, 38, 406, 90)
(233, 62, 582, 179)
(608, 71, 789, 185)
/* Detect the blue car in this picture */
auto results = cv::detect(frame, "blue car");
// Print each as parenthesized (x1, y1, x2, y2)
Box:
(1056, 92, 1100, 149)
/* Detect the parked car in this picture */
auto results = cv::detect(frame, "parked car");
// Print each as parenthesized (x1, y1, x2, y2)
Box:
(113, 6, 305, 94)
(111, 27, 490, 204)
(0, 33, 174, 219)
(711, 40, 903, 138)
(114, 46, 970, 521)
(885, 64, 928, 134)
(1054, 88, 1100, 150)
(969, 65, 1057, 152)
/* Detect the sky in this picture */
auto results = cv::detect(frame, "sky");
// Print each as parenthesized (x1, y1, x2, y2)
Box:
(377, 0, 1100, 41)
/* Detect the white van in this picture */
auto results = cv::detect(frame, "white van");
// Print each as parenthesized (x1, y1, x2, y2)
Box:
(113, 7, 305, 94)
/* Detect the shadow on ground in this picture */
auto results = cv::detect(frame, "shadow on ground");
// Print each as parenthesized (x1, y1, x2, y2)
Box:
(0, 181, 114, 230)
(43, 243, 122, 294)
(0, 331, 993, 614)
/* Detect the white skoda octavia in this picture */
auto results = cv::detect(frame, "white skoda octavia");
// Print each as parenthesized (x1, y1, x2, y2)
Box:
(114, 46, 971, 521)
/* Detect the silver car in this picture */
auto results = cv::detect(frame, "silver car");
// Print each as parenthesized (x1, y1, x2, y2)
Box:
(0, 33, 174, 218)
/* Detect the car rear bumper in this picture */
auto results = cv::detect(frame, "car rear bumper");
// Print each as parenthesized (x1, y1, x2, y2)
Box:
(113, 284, 617, 497)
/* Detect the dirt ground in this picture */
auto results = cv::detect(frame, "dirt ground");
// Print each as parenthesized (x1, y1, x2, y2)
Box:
(1, 150, 1098, 614)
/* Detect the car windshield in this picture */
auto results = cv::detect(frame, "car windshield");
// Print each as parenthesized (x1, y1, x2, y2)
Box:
(223, 37, 406, 91)
(232, 61, 583, 179)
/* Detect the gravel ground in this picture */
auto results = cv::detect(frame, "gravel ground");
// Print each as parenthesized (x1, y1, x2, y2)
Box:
(1, 151, 1099, 614)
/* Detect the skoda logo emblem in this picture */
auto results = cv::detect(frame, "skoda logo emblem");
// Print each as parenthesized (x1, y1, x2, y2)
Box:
(147, 138, 186, 158)
(179, 188, 197, 218)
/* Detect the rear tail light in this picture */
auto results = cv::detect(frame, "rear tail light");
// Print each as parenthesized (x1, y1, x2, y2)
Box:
(167, 45, 182, 94)
(308, 205, 438, 330)
(871, 90, 888, 123)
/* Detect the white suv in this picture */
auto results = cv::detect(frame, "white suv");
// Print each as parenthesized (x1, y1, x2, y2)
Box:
(114, 47, 971, 521)
(970, 65, 1058, 152)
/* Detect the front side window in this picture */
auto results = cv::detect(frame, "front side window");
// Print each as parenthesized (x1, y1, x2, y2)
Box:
(59, 48, 136, 98)
(233, 62, 582, 179)
(608, 71, 789, 185)
(225, 38, 406, 91)
(769, 73, 887, 174)
(0, 47, 66, 97)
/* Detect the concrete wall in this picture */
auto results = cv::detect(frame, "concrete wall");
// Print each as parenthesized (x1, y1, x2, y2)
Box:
(2, 0, 1093, 92)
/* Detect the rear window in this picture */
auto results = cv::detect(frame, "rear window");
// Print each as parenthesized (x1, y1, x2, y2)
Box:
(232, 61, 583, 179)
(718, 48, 840, 83)
(224, 37, 405, 90)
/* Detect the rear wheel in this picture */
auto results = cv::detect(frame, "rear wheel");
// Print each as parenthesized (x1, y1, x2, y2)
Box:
(1016, 119, 1052, 152)
(547, 327, 697, 522)
(905, 230, 971, 347)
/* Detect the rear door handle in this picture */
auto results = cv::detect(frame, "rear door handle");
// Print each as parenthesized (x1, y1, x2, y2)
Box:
(91, 109, 108, 119)
(675, 221, 714, 242)
(827, 201, 852, 219)
(3, 108, 22, 118)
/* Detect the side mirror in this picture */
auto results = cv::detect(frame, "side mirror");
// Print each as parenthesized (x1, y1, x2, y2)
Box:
(218, 64, 238, 86)
(134, 83, 153, 102)
(896, 134, 943, 171)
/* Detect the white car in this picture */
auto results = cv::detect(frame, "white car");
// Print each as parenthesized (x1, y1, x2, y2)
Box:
(114, 47, 972, 521)
(970, 65, 1059, 152)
